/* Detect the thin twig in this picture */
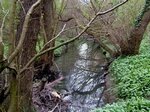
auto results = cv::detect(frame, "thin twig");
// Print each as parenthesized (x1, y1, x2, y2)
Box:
(90, 0, 97, 14)
(53, 61, 60, 72)
(0, 1, 6, 13)
(20, 0, 128, 74)
(48, 103, 59, 112)
(41, 24, 66, 51)
(18, 0, 26, 15)
(63, 25, 79, 32)
(0, 10, 9, 42)
(97, 0, 128, 16)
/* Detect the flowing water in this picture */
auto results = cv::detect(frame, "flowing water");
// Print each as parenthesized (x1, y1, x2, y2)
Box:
(54, 40, 108, 112)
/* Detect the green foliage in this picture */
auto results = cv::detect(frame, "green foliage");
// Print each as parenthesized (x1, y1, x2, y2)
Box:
(139, 35, 150, 54)
(109, 36, 150, 99)
(144, 0, 150, 12)
(35, 36, 69, 57)
(55, 0, 67, 15)
(54, 38, 64, 57)
(135, 0, 150, 26)
(0, 0, 10, 10)
(4, 43, 9, 57)
(92, 36, 150, 112)
(92, 97, 150, 112)
(114, 0, 144, 27)
(110, 54, 150, 98)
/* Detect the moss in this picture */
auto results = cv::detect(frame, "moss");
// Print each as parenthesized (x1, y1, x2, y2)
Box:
(135, 0, 150, 27)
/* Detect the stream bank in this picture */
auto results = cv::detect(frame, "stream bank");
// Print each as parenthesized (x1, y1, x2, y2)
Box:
(54, 39, 112, 112)
(33, 39, 116, 112)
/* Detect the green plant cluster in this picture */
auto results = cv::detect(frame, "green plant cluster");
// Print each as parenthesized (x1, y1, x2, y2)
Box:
(92, 97, 150, 112)
(144, 0, 150, 12)
(54, 37, 70, 57)
(111, 54, 150, 98)
(92, 36, 150, 111)
(114, 36, 150, 98)
(54, 39, 64, 57)
(109, 36, 150, 99)
(140, 34, 150, 54)
(35, 37, 66, 57)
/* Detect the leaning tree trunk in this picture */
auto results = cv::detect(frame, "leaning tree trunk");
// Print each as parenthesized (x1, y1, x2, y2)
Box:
(123, 0, 150, 55)
(15, 0, 40, 111)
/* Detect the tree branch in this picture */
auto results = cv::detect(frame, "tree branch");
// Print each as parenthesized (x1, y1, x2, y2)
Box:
(59, 17, 74, 22)
(97, 0, 128, 16)
(0, 10, 9, 61)
(20, 0, 128, 74)
(0, 10, 9, 42)
(41, 24, 66, 51)
(8, 0, 42, 65)
(8, 0, 17, 56)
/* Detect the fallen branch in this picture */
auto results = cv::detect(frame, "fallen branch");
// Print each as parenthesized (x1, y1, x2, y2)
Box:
(59, 17, 74, 22)
(45, 76, 64, 88)
(48, 103, 59, 112)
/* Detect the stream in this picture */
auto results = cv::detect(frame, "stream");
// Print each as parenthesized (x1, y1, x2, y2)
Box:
(54, 40, 108, 112)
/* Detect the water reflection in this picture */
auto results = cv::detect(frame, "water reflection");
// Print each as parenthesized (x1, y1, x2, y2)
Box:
(55, 40, 107, 112)
(79, 43, 89, 58)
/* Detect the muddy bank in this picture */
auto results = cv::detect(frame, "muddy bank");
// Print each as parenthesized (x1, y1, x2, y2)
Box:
(33, 72, 68, 112)
(103, 73, 117, 104)
(33, 60, 68, 112)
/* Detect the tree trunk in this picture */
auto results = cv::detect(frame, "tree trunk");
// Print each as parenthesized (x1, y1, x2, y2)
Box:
(8, 0, 17, 56)
(15, 0, 40, 111)
(41, 0, 57, 67)
(0, 42, 4, 62)
(8, 72, 18, 112)
(123, 0, 150, 55)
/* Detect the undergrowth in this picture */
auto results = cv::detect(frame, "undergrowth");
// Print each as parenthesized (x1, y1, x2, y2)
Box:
(111, 54, 150, 99)
(92, 97, 150, 112)
(92, 36, 150, 111)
